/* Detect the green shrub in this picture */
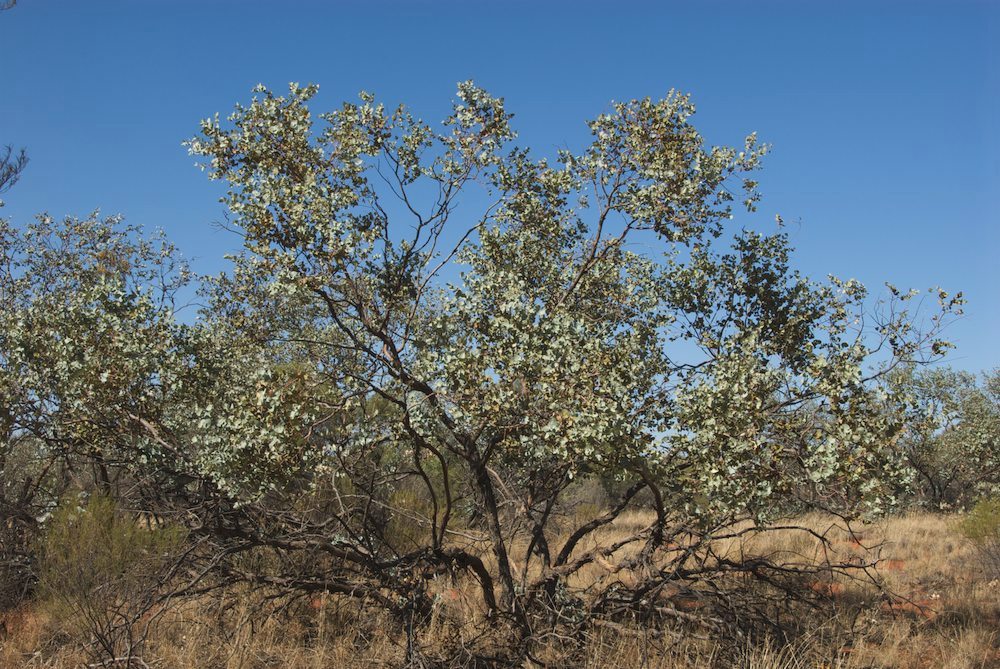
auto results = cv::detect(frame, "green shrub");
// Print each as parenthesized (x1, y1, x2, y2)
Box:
(388, 482, 436, 550)
(958, 497, 1000, 578)
(39, 494, 186, 666)
(561, 475, 610, 527)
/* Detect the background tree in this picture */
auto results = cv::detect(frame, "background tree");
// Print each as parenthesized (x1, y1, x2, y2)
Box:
(0, 146, 27, 197)
(0, 213, 190, 612)
(0, 0, 25, 192)
(897, 366, 1000, 509)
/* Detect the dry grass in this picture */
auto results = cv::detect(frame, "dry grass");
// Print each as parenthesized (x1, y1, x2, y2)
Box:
(2, 511, 999, 668)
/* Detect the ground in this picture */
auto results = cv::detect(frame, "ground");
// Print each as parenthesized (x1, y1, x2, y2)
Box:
(1, 511, 998, 668)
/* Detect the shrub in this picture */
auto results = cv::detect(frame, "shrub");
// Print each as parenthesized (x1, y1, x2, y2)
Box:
(958, 497, 1000, 578)
(38, 494, 186, 667)
(895, 367, 1000, 510)
(0, 436, 66, 611)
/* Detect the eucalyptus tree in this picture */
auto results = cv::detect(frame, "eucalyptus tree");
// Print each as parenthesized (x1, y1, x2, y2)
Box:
(0, 213, 190, 609)
(0, 82, 963, 661)
(176, 82, 962, 653)
(897, 366, 1000, 509)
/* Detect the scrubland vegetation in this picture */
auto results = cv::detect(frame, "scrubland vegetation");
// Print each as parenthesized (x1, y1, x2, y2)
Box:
(1, 82, 997, 667)
(2, 508, 1000, 667)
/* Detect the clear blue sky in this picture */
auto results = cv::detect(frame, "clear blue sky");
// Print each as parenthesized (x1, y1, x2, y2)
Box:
(1, 0, 997, 371)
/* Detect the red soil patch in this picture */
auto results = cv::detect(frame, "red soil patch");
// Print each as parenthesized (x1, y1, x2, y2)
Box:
(808, 580, 845, 597)
(0, 605, 37, 638)
(880, 599, 937, 621)
(673, 597, 704, 612)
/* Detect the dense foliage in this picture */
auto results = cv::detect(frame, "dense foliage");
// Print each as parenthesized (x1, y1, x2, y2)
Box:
(0, 83, 968, 664)
(898, 367, 1000, 508)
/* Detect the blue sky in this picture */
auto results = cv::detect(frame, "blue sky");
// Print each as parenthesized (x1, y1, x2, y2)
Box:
(1, 0, 997, 371)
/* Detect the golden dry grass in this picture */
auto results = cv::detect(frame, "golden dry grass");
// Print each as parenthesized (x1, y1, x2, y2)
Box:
(2, 511, 999, 668)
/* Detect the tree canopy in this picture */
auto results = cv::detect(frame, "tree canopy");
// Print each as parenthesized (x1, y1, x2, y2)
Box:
(0, 82, 965, 662)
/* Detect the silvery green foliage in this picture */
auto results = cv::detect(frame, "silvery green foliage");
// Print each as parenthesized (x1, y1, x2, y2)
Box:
(0, 83, 964, 651)
(896, 366, 1000, 508)
(185, 82, 958, 521)
(0, 214, 189, 470)
(0, 214, 192, 610)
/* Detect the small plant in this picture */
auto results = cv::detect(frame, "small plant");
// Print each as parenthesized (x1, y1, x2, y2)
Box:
(38, 494, 186, 667)
(958, 497, 1000, 578)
